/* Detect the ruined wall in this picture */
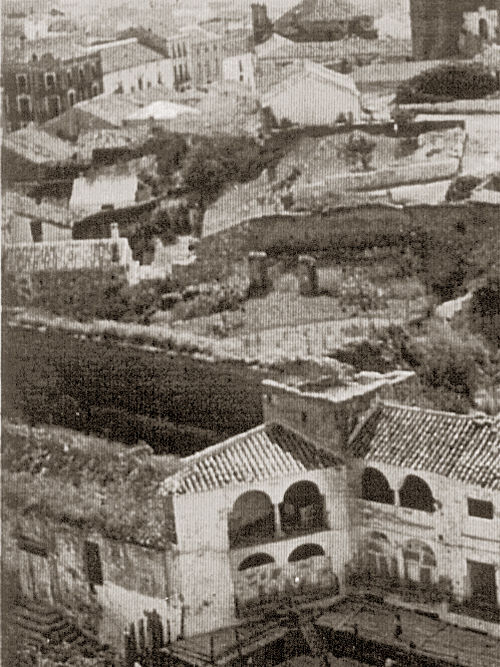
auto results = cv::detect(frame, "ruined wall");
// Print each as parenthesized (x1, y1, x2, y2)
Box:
(2, 514, 183, 651)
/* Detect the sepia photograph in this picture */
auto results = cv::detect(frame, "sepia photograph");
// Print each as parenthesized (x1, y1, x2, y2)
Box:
(1, 0, 500, 665)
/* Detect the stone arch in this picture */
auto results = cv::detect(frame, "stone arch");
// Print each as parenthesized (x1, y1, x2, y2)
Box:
(479, 17, 489, 40)
(361, 531, 396, 579)
(399, 475, 435, 512)
(229, 490, 275, 548)
(238, 553, 275, 571)
(403, 540, 437, 584)
(361, 467, 395, 504)
(280, 480, 327, 534)
(288, 543, 325, 562)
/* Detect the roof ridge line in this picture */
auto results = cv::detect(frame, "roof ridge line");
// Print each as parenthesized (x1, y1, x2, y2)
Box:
(380, 400, 495, 422)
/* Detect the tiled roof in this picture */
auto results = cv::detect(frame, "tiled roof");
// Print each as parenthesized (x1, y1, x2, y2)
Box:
(160, 423, 342, 495)
(349, 403, 500, 490)
(4, 36, 89, 63)
(262, 59, 360, 100)
(3, 191, 76, 230)
(2, 125, 77, 163)
(98, 41, 164, 74)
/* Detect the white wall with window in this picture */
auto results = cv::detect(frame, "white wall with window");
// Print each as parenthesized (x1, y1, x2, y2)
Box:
(102, 59, 174, 95)
(222, 52, 256, 91)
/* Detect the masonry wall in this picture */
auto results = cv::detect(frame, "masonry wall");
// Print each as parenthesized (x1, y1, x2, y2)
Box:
(3, 514, 183, 651)
(262, 373, 418, 456)
(172, 464, 351, 636)
(103, 59, 174, 95)
(348, 459, 500, 635)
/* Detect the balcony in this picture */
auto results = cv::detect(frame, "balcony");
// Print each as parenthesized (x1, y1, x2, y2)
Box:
(449, 596, 500, 624)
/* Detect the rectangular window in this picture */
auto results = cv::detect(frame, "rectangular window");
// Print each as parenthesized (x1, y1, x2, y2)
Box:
(67, 70, 73, 86)
(83, 541, 103, 586)
(18, 535, 47, 557)
(16, 73, 28, 94)
(468, 498, 494, 519)
(30, 220, 42, 242)
(45, 72, 56, 90)
(17, 95, 32, 119)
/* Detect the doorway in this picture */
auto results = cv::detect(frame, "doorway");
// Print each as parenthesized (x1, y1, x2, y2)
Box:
(468, 560, 498, 608)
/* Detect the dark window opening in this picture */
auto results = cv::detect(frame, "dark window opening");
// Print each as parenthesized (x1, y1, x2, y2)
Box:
(68, 91, 76, 106)
(18, 96, 32, 120)
(288, 543, 325, 562)
(403, 541, 436, 584)
(280, 481, 327, 535)
(468, 498, 494, 519)
(45, 73, 55, 90)
(238, 553, 274, 571)
(361, 468, 395, 505)
(83, 541, 103, 586)
(17, 74, 28, 93)
(468, 560, 498, 608)
(479, 18, 489, 40)
(138, 77, 143, 91)
(30, 220, 42, 242)
(229, 490, 275, 548)
(399, 475, 434, 512)
(18, 535, 48, 558)
(301, 411, 307, 425)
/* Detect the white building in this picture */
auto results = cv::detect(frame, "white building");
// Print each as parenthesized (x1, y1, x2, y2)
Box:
(69, 172, 139, 216)
(87, 38, 174, 95)
(261, 59, 362, 126)
(222, 33, 256, 91)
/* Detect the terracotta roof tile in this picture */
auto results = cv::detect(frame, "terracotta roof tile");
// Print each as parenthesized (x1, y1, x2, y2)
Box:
(350, 403, 500, 490)
(160, 423, 342, 495)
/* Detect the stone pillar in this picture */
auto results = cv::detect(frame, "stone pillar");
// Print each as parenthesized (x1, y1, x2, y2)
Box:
(273, 503, 283, 538)
(298, 254, 318, 296)
(110, 222, 120, 240)
(248, 251, 269, 292)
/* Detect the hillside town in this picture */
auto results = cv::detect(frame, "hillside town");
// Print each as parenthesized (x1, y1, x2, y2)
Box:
(1, 1, 500, 666)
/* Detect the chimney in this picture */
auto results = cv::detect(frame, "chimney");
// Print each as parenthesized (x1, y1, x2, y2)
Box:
(251, 3, 273, 45)
(261, 371, 417, 455)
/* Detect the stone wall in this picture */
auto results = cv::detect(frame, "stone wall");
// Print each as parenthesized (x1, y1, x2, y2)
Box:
(233, 554, 337, 606)
(2, 513, 183, 650)
(2, 225, 173, 285)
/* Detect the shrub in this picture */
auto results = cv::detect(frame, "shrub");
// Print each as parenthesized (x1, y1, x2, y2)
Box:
(445, 175, 482, 202)
(343, 132, 376, 171)
(396, 63, 498, 104)
(471, 271, 500, 346)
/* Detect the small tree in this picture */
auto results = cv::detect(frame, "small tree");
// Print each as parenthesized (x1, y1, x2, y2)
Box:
(181, 141, 228, 211)
(344, 132, 376, 171)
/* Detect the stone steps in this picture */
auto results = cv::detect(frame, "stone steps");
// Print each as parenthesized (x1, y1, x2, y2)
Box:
(12, 599, 101, 659)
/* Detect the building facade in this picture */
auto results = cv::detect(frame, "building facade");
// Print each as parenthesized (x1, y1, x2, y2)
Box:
(410, 0, 500, 60)
(7, 370, 500, 650)
(2, 38, 103, 132)
(86, 39, 174, 95)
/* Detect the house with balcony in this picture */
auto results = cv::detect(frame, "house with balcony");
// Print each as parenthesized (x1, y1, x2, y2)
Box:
(6, 369, 500, 654)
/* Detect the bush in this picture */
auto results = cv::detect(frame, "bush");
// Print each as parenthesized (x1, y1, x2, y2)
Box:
(445, 175, 482, 202)
(471, 272, 500, 346)
(396, 63, 498, 104)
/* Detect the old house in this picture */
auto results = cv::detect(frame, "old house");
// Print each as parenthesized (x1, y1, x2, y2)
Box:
(261, 59, 362, 126)
(410, 0, 500, 60)
(6, 369, 500, 656)
(85, 38, 175, 95)
(69, 172, 140, 216)
(2, 191, 75, 243)
(222, 32, 257, 91)
(1, 124, 79, 182)
(2, 36, 104, 132)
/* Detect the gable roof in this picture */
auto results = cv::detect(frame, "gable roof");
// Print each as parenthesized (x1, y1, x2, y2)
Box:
(3, 191, 76, 229)
(262, 59, 360, 101)
(160, 423, 342, 495)
(97, 41, 164, 74)
(2, 125, 77, 164)
(349, 403, 500, 490)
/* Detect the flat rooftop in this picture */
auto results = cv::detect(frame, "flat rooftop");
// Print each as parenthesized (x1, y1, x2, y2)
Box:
(263, 370, 415, 404)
